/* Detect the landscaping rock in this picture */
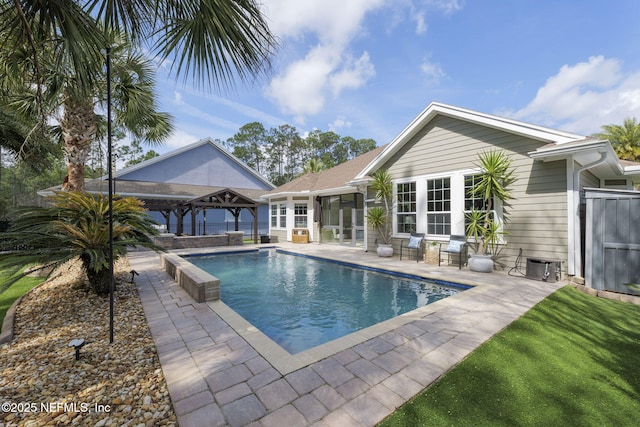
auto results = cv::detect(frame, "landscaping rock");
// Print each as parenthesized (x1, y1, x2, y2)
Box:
(0, 258, 176, 426)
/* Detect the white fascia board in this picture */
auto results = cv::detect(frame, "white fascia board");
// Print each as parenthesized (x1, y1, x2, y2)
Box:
(357, 101, 585, 179)
(528, 139, 610, 159)
(624, 164, 640, 174)
(263, 186, 355, 200)
(529, 140, 628, 176)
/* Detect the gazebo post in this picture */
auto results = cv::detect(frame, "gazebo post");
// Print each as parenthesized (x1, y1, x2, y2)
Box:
(175, 209, 182, 236)
(252, 207, 258, 244)
(191, 207, 197, 236)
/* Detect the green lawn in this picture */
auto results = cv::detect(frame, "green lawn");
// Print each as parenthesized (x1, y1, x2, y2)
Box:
(380, 286, 640, 427)
(0, 273, 43, 326)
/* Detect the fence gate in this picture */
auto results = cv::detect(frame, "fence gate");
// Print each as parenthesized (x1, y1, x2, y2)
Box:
(585, 188, 640, 295)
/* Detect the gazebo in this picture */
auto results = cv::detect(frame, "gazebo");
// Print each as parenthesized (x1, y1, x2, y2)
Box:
(142, 188, 261, 243)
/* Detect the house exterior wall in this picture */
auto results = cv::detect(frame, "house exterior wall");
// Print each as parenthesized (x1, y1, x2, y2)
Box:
(373, 115, 569, 272)
(581, 169, 600, 189)
(268, 196, 314, 243)
(118, 143, 272, 190)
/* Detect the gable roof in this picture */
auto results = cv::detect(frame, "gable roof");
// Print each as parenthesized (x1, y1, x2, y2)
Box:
(357, 102, 588, 179)
(110, 137, 275, 189)
(264, 145, 387, 197)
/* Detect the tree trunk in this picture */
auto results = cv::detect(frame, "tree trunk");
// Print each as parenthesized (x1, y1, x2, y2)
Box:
(81, 254, 113, 296)
(61, 98, 96, 192)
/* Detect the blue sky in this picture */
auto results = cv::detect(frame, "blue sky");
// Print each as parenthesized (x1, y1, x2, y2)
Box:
(154, 0, 640, 153)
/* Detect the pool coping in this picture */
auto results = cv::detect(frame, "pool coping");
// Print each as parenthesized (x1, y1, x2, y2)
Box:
(170, 246, 483, 375)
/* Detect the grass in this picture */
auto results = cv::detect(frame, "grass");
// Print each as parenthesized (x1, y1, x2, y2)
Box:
(0, 272, 44, 326)
(379, 286, 640, 427)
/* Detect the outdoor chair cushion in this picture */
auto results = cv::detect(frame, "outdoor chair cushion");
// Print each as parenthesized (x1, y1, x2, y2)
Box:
(408, 234, 422, 248)
(446, 239, 464, 253)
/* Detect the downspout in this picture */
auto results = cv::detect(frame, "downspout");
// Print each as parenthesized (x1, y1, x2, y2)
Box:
(570, 151, 607, 277)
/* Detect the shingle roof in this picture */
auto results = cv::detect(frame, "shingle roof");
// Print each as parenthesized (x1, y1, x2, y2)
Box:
(264, 145, 387, 195)
(40, 179, 268, 202)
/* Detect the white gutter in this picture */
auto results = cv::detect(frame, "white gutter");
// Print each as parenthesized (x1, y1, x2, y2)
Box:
(568, 151, 608, 276)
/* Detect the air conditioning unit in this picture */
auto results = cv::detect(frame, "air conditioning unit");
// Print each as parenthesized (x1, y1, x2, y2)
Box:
(525, 258, 560, 282)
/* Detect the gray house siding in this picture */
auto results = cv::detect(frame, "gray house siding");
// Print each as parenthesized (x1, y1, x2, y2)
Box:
(118, 143, 272, 190)
(581, 169, 600, 189)
(375, 115, 569, 271)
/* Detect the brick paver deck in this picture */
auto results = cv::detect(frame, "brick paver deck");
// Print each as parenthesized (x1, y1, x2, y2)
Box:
(129, 243, 563, 426)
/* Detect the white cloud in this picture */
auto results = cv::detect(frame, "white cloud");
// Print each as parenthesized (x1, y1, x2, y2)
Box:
(329, 52, 376, 95)
(264, 0, 384, 121)
(329, 116, 352, 132)
(262, 0, 463, 122)
(164, 128, 200, 149)
(413, 11, 428, 35)
(264, 0, 384, 44)
(172, 91, 240, 130)
(510, 56, 640, 134)
(425, 0, 464, 14)
(420, 56, 446, 85)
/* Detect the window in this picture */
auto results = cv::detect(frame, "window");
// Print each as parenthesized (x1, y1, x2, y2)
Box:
(397, 182, 416, 233)
(464, 174, 487, 211)
(270, 204, 278, 227)
(294, 203, 308, 228)
(427, 178, 451, 235)
(464, 174, 492, 232)
(279, 204, 286, 228)
(321, 196, 340, 226)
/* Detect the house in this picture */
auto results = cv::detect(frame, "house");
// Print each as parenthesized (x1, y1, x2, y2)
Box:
(40, 138, 275, 239)
(263, 102, 640, 280)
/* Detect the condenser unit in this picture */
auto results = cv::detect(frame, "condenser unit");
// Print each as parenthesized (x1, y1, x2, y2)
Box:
(525, 258, 561, 282)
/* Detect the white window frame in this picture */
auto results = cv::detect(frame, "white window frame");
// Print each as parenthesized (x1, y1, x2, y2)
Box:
(270, 204, 278, 228)
(279, 203, 287, 228)
(396, 181, 417, 234)
(294, 203, 308, 228)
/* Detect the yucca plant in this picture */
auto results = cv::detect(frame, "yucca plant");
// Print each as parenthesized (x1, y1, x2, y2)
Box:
(0, 192, 163, 295)
(366, 169, 394, 245)
(465, 150, 515, 256)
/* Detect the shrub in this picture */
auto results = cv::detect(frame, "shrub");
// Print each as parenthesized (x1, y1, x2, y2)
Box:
(0, 192, 163, 295)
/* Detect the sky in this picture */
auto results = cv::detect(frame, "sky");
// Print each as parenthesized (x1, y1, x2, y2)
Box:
(152, 0, 640, 154)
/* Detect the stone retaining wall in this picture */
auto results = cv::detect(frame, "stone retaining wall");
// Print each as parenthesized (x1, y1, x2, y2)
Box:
(154, 232, 243, 250)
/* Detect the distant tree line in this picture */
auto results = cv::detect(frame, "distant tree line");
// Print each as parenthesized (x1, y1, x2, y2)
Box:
(219, 122, 378, 186)
(0, 120, 376, 217)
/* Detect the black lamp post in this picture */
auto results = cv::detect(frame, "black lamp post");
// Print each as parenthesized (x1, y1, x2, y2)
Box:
(106, 46, 115, 344)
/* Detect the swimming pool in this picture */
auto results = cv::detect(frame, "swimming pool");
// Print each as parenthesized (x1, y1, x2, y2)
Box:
(187, 249, 468, 354)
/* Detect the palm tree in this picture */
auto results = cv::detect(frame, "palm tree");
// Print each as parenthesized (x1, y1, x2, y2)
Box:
(594, 117, 640, 162)
(1, 0, 277, 92)
(0, 191, 163, 295)
(1, 28, 173, 191)
(302, 158, 327, 174)
(1, 0, 276, 189)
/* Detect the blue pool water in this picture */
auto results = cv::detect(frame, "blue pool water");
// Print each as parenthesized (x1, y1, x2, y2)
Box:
(187, 250, 466, 354)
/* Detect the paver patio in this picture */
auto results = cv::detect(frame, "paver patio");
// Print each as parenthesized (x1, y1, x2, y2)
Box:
(129, 243, 563, 426)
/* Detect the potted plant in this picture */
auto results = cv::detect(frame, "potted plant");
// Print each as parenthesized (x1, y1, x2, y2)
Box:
(366, 169, 394, 257)
(465, 150, 515, 272)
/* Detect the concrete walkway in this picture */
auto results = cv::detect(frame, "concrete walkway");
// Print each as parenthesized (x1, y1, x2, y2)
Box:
(129, 244, 564, 427)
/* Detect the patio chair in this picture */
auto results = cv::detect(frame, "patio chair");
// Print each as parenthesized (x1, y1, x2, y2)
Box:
(438, 235, 468, 269)
(400, 232, 425, 262)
